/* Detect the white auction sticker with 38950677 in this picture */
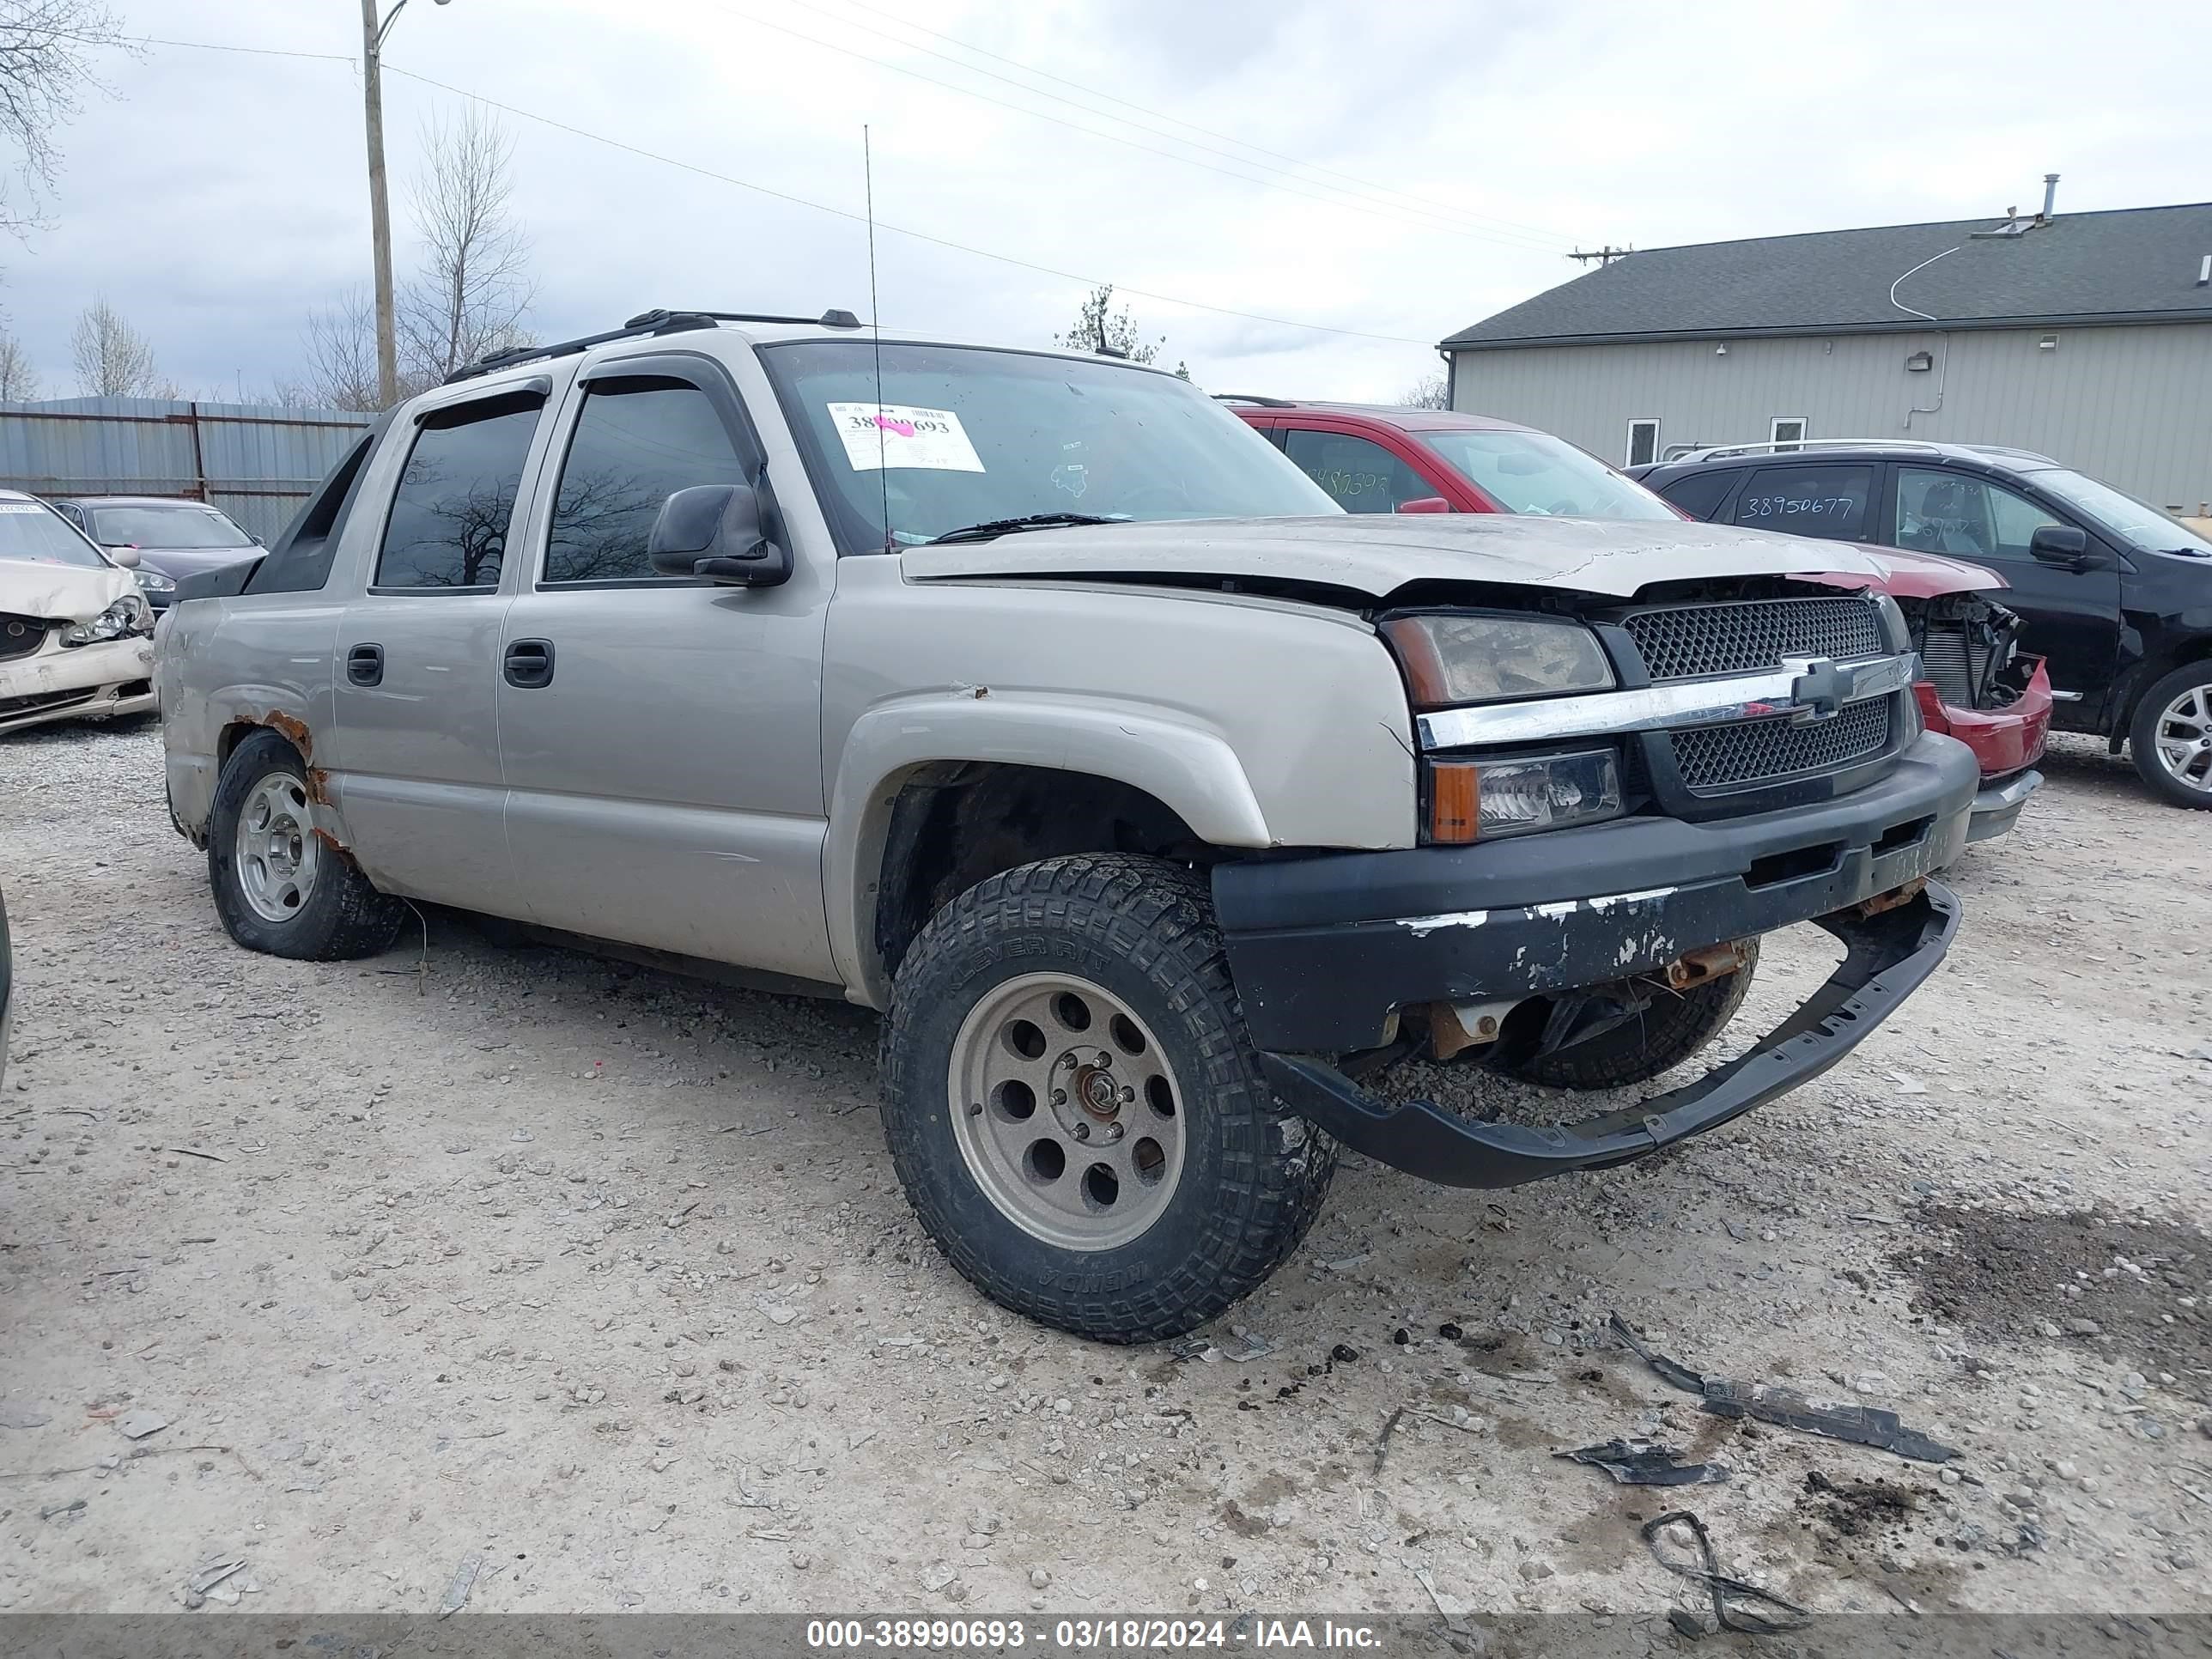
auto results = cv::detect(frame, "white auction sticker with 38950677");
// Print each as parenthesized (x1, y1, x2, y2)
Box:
(826, 403, 986, 473)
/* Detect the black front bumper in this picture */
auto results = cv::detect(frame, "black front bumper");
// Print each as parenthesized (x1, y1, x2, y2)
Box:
(1211, 732, 1977, 1188)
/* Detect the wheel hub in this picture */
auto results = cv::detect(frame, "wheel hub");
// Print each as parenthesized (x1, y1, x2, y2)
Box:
(2154, 684, 2212, 793)
(948, 973, 1186, 1252)
(234, 772, 322, 924)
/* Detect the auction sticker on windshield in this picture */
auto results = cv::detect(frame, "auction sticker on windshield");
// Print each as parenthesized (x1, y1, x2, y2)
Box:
(828, 403, 985, 472)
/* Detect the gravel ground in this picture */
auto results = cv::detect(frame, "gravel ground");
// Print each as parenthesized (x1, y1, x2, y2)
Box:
(1, 716, 2207, 1624)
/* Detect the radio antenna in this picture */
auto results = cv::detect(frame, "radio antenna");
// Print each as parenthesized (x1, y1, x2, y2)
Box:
(865, 125, 892, 554)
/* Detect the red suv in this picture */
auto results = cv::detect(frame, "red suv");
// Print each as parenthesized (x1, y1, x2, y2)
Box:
(1232, 398, 2051, 844)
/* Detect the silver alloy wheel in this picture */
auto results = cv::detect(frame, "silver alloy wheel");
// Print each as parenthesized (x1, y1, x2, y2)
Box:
(2154, 684, 2212, 793)
(948, 971, 1188, 1251)
(234, 771, 321, 923)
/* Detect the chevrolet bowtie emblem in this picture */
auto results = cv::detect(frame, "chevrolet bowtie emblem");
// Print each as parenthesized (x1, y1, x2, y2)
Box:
(1781, 656, 1848, 723)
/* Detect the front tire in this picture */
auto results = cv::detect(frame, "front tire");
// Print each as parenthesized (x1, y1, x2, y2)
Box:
(208, 731, 405, 960)
(2129, 662, 2212, 808)
(879, 854, 1334, 1343)
(1505, 939, 1759, 1091)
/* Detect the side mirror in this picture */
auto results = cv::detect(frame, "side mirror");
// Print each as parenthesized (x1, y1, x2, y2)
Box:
(106, 544, 142, 568)
(2028, 524, 2093, 569)
(1395, 495, 1453, 515)
(647, 483, 791, 586)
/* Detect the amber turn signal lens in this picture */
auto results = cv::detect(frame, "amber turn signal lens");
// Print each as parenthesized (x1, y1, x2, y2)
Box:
(1428, 762, 1480, 843)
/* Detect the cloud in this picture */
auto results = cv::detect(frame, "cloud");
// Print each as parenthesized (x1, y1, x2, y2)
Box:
(3, 0, 2207, 404)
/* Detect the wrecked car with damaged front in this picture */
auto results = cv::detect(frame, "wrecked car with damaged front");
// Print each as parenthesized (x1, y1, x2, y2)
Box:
(0, 489, 156, 738)
(154, 312, 1974, 1342)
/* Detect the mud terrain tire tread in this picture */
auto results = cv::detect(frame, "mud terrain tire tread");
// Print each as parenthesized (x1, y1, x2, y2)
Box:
(880, 853, 1334, 1343)
(1506, 939, 1761, 1091)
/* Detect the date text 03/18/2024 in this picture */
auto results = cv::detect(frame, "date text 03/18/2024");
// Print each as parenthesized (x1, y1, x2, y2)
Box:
(804, 1619, 1385, 1651)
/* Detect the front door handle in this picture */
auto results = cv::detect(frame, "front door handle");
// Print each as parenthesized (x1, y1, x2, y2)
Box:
(503, 637, 556, 689)
(345, 642, 383, 687)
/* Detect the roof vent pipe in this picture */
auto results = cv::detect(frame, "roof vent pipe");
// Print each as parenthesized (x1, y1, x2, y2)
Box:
(2041, 173, 2059, 222)
(2198, 254, 2209, 288)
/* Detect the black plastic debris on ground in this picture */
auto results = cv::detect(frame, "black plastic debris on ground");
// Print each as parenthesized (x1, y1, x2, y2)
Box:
(1607, 1312, 1958, 1465)
(1556, 1438, 1729, 1486)
(1643, 1510, 1811, 1637)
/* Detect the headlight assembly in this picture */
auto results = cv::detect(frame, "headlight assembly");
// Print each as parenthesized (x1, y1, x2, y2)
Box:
(133, 569, 177, 593)
(60, 595, 150, 647)
(1382, 613, 1614, 708)
(1426, 749, 1623, 842)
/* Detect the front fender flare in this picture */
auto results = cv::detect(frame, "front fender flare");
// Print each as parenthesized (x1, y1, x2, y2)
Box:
(824, 690, 1273, 1006)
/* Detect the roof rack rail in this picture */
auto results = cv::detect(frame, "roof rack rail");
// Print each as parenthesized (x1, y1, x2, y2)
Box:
(445, 306, 864, 385)
(1674, 437, 1948, 462)
(1210, 392, 1297, 407)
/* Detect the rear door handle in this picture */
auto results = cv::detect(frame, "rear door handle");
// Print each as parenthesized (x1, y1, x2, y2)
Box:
(345, 642, 383, 687)
(503, 637, 556, 689)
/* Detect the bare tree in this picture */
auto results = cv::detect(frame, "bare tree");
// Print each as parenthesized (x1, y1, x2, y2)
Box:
(1397, 369, 1449, 410)
(0, 324, 37, 398)
(394, 108, 536, 383)
(301, 287, 422, 412)
(0, 1, 127, 239)
(71, 298, 173, 397)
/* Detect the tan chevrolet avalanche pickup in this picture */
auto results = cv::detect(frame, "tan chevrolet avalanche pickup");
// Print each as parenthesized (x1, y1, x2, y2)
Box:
(156, 308, 1974, 1342)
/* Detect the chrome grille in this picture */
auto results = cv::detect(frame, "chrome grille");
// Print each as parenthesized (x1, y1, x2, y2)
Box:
(0, 613, 50, 662)
(1673, 699, 1892, 792)
(1626, 597, 1884, 681)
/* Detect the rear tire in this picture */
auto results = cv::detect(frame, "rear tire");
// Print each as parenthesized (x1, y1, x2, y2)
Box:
(2128, 661, 2212, 809)
(879, 854, 1334, 1343)
(1506, 940, 1759, 1091)
(208, 730, 405, 960)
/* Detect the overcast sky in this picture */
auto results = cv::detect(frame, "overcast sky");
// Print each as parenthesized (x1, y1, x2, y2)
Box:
(7, 0, 2212, 404)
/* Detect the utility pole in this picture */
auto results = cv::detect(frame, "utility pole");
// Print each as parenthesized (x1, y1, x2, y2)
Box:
(361, 0, 451, 408)
(361, 0, 397, 409)
(1567, 246, 1634, 266)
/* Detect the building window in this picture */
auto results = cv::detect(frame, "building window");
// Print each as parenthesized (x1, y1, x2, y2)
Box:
(1770, 417, 1807, 452)
(1626, 419, 1660, 468)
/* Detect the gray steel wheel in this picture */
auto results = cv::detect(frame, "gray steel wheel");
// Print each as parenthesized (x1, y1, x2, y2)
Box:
(2152, 683, 2212, 794)
(234, 770, 320, 923)
(948, 969, 1186, 1251)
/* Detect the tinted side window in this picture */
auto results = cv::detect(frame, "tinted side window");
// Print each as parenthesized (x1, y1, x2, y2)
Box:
(248, 428, 379, 595)
(1896, 466, 2063, 561)
(544, 380, 750, 584)
(373, 396, 543, 590)
(1656, 468, 1742, 521)
(1282, 428, 1430, 514)
(1730, 465, 1875, 540)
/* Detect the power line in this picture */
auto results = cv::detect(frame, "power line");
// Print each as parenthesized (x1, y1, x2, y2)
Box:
(380, 64, 1439, 347)
(48, 27, 357, 64)
(700, 1, 1567, 255)
(73, 27, 1444, 348)
(793, 0, 1577, 248)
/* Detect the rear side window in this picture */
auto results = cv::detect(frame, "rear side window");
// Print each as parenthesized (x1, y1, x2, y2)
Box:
(373, 394, 544, 590)
(1656, 467, 1742, 522)
(1729, 464, 1875, 541)
(1281, 428, 1431, 514)
(544, 380, 750, 584)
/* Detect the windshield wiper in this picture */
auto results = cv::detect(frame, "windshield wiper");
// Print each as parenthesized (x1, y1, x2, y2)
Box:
(925, 513, 1123, 546)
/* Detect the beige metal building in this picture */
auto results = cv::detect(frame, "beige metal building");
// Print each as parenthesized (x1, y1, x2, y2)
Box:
(1441, 196, 2212, 513)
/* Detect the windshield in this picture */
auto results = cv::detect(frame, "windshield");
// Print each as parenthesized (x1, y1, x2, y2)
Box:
(1419, 429, 1679, 520)
(758, 341, 1338, 549)
(0, 500, 114, 568)
(88, 502, 256, 549)
(2031, 468, 2212, 556)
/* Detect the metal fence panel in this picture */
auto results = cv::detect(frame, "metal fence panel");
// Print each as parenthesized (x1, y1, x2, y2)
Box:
(0, 396, 374, 544)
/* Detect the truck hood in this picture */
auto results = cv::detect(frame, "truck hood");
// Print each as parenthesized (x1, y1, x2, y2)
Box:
(1792, 545, 2003, 600)
(0, 554, 136, 620)
(901, 514, 1893, 600)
